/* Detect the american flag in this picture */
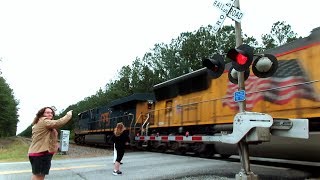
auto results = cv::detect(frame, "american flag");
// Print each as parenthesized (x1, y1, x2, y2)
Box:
(222, 59, 320, 110)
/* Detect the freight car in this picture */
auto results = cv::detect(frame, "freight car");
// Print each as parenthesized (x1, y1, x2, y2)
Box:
(74, 27, 320, 161)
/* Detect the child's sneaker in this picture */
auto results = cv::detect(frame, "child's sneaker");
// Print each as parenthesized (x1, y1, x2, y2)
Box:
(112, 170, 122, 176)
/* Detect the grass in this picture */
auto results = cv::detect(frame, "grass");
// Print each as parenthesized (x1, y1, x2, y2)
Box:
(0, 136, 67, 162)
(0, 137, 29, 162)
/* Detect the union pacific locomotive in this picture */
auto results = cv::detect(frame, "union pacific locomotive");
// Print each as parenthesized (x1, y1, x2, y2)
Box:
(74, 27, 320, 162)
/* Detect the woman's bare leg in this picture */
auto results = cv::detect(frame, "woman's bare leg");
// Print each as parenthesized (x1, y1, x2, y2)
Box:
(114, 161, 120, 171)
(31, 174, 45, 180)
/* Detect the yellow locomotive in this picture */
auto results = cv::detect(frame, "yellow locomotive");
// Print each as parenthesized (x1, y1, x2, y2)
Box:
(134, 27, 320, 160)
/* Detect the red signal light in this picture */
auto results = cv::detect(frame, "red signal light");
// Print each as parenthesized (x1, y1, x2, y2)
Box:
(227, 44, 254, 72)
(211, 64, 219, 72)
(236, 53, 248, 65)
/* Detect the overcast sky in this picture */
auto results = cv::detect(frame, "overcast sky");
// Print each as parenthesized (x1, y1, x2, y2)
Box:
(0, 0, 318, 134)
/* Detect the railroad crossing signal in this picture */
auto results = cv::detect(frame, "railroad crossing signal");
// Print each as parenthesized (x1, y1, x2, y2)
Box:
(202, 54, 225, 78)
(202, 44, 278, 83)
(226, 44, 279, 84)
(228, 66, 250, 84)
(227, 44, 254, 72)
(212, 0, 244, 33)
(208, 1, 307, 180)
(252, 54, 278, 78)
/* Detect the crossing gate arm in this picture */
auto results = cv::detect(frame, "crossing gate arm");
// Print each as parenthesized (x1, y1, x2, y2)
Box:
(271, 118, 309, 139)
(135, 112, 274, 144)
(134, 113, 309, 144)
(134, 135, 221, 142)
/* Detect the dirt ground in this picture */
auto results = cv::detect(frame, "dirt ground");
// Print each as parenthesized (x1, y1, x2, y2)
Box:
(63, 143, 113, 158)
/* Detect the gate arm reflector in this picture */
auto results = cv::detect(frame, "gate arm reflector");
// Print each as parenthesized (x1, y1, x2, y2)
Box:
(271, 118, 309, 139)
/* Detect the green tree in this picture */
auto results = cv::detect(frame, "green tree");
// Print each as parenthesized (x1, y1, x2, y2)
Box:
(130, 58, 155, 93)
(0, 76, 19, 137)
(142, 24, 258, 82)
(261, 21, 299, 50)
(19, 125, 32, 137)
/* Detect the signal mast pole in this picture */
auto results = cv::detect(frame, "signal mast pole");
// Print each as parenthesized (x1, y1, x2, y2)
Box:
(234, 0, 257, 179)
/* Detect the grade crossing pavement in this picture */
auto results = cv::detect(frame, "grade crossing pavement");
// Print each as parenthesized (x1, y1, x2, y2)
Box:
(0, 152, 312, 180)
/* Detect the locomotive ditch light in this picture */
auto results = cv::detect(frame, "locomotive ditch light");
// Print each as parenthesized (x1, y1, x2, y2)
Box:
(252, 54, 278, 78)
(228, 66, 250, 84)
(202, 54, 225, 79)
(227, 44, 254, 72)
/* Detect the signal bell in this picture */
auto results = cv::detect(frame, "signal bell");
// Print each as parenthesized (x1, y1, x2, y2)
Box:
(252, 54, 278, 78)
(227, 44, 254, 72)
(202, 54, 225, 79)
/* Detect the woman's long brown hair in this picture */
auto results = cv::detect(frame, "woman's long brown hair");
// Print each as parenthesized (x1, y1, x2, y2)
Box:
(114, 122, 125, 136)
(32, 107, 55, 125)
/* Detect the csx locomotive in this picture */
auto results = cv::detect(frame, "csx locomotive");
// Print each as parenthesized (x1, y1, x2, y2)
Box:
(74, 27, 320, 161)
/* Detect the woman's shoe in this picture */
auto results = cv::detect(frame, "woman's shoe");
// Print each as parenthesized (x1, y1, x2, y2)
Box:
(112, 170, 122, 176)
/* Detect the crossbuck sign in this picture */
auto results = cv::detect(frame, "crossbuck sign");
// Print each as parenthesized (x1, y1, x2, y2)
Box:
(212, 0, 244, 33)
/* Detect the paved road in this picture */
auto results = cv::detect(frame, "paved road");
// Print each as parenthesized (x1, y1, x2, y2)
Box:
(0, 152, 313, 180)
